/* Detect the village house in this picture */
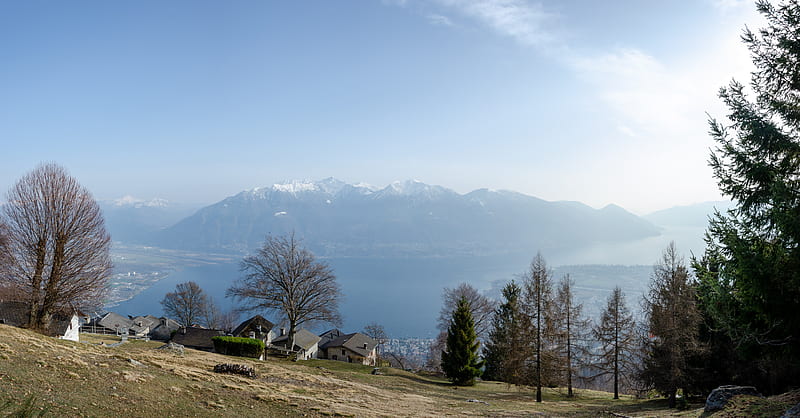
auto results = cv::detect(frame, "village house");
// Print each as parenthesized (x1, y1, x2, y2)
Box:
(318, 329, 379, 366)
(271, 328, 321, 360)
(232, 315, 275, 345)
(170, 326, 226, 351)
(0, 301, 82, 342)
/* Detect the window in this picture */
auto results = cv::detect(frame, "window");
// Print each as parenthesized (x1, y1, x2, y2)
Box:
(342, 349, 346, 355)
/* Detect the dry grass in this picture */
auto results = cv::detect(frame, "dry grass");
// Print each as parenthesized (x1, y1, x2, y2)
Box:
(1, 324, 775, 417)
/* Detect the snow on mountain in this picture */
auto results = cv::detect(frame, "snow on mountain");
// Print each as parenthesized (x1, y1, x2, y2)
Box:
(157, 178, 662, 256)
(109, 196, 170, 208)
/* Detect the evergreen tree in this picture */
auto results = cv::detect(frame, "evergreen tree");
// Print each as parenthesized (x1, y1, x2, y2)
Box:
(697, 0, 800, 392)
(441, 296, 483, 386)
(640, 243, 702, 408)
(482, 280, 523, 384)
(553, 274, 590, 397)
(592, 287, 638, 400)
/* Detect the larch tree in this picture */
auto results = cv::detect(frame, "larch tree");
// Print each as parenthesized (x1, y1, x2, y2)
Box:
(641, 243, 702, 408)
(592, 286, 638, 400)
(1, 163, 112, 332)
(553, 274, 590, 397)
(441, 296, 483, 386)
(161, 281, 209, 327)
(695, 0, 800, 393)
(520, 253, 557, 403)
(227, 233, 342, 350)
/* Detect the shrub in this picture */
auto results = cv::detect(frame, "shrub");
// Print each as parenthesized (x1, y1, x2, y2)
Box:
(211, 336, 264, 359)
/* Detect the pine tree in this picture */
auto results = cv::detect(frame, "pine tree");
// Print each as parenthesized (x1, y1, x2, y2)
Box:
(441, 296, 483, 386)
(482, 280, 523, 384)
(641, 243, 702, 408)
(553, 274, 590, 397)
(592, 287, 638, 400)
(697, 0, 800, 392)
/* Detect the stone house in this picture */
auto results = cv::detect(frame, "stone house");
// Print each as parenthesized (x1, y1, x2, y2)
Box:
(271, 328, 321, 360)
(318, 330, 378, 366)
(170, 326, 226, 352)
(0, 301, 82, 342)
(232, 315, 275, 345)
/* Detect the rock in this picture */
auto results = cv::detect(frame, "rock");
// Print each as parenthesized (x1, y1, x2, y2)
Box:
(705, 385, 763, 413)
(371, 367, 382, 375)
(127, 358, 144, 367)
(782, 402, 800, 418)
(156, 342, 184, 355)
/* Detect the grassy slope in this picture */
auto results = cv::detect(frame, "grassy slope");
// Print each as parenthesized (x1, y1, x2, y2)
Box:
(1, 324, 781, 417)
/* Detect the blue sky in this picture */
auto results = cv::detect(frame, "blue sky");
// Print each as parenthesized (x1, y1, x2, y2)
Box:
(0, 0, 762, 213)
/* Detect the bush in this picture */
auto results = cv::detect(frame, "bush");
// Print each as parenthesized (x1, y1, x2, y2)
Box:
(211, 336, 264, 359)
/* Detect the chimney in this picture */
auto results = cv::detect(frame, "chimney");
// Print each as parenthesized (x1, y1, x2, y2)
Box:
(363, 343, 368, 349)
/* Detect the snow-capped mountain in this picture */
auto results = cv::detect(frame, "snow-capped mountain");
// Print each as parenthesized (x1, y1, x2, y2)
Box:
(155, 178, 661, 257)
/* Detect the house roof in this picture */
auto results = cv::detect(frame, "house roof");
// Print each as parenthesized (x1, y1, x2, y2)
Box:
(47, 311, 78, 338)
(131, 315, 160, 329)
(272, 328, 321, 351)
(321, 332, 378, 358)
(232, 315, 275, 337)
(318, 328, 343, 346)
(149, 318, 181, 340)
(0, 301, 29, 327)
(97, 312, 133, 331)
(171, 327, 225, 350)
(0, 301, 77, 338)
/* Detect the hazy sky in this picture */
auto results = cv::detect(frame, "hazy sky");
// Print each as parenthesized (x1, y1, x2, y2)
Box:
(0, 1, 762, 214)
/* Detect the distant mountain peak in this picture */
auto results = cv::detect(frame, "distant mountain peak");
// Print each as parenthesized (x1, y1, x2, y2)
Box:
(110, 196, 169, 208)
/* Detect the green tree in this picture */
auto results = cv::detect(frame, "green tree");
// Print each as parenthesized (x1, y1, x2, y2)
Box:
(482, 280, 524, 384)
(640, 243, 702, 408)
(697, 0, 800, 392)
(441, 296, 483, 386)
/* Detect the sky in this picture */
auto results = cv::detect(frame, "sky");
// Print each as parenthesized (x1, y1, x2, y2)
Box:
(0, 0, 764, 214)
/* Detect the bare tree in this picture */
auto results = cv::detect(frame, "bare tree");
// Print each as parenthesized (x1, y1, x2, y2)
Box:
(1, 163, 112, 331)
(553, 274, 591, 397)
(161, 281, 209, 327)
(227, 233, 342, 349)
(640, 242, 702, 408)
(425, 331, 447, 373)
(204, 297, 240, 333)
(437, 283, 495, 340)
(591, 286, 639, 400)
(363, 322, 388, 358)
(520, 253, 557, 403)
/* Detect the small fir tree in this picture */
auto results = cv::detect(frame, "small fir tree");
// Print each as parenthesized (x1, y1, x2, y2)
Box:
(441, 296, 483, 386)
(482, 280, 523, 384)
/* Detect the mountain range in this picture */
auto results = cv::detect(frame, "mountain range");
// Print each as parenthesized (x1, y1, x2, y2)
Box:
(145, 178, 660, 257)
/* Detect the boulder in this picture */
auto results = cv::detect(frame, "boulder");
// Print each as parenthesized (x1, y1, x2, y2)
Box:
(156, 342, 185, 356)
(782, 402, 800, 418)
(705, 385, 763, 413)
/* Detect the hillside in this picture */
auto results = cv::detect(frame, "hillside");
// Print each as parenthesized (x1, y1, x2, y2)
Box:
(0, 325, 706, 417)
(154, 179, 660, 256)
